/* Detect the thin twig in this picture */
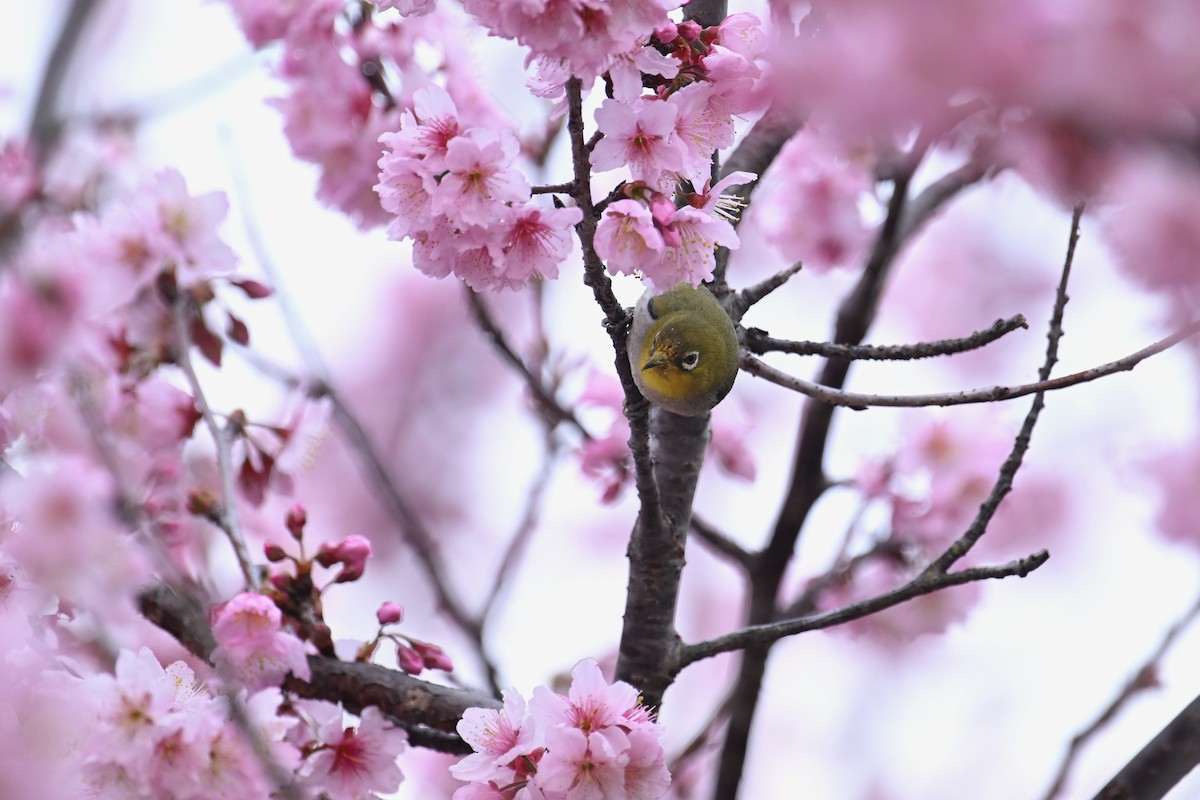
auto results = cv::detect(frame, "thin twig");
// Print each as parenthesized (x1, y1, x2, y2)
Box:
(678, 549, 1049, 666)
(29, 0, 100, 156)
(744, 314, 1028, 361)
(479, 435, 560, 621)
(729, 262, 803, 321)
(314, 381, 500, 689)
(172, 297, 258, 589)
(741, 318, 1200, 410)
(531, 182, 575, 195)
(465, 288, 590, 438)
(712, 149, 922, 800)
(1043, 589, 1200, 800)
(689, 514, 753, 571)
(922, 203, 1084, 578)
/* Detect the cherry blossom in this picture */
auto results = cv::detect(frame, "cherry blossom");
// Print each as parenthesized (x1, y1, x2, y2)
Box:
(211, 592, 311, 691)
(591, 99, 687, 194)
(304, 705, 408, 799)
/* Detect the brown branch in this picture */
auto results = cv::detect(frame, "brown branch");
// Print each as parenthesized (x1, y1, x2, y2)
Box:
(690, 514, 753, 570)
(531, 182, 575, 195)
(171, 296, 257, 589)
(465, 288, 590, 438)
(1043, 589, 1200, 800)
(1092, 693, 1200, 800)
(29, 0, 100, 156)
(922, 203, 1083, 577)
(712, 152, 920, 800)
(139, 583, 497, 753)
(741, 318, 1200, 409)
(744, 314, 1028, 361)
(678, 549, 1049, 665)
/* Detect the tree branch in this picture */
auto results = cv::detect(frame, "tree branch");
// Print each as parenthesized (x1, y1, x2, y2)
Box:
(465, 288, 590, 438)
(921, 203, 1083, 577)
(1092, 693, 1200, 800)
(29, 0, 100, 156)
(139, 583, 497, 753)
(741, 317, 1200, 409)
(171, 295, 257, 590)
(1045, 590, 1200, 799)
(679, 549, 1049, 666)
(744, 314, 1028, 361)
(690, 514, 753, 571)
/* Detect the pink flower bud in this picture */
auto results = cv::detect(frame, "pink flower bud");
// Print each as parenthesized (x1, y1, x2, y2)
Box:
(677, 19, 702, 41)
(264, 543, 287, 562)
(285, 504, 307, 540)
(396, 644, 424, 675)
(413, 641, 453, 672)
(376, 601, 404, 626)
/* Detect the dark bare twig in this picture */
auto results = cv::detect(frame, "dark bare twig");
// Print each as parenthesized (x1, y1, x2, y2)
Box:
(29, 0, 100, 155)
(690, 514, 753, 570)
(1043, 589, 1200, 800)
(744, 314, 1028, 361)
(729, 262, 804, 321)
(531, 182, 575, 195)
(479, 436, 560, 621)
(465, 289, 590, 438)
(922, 203, 1083, 578)
(171, 296, 258, 589)
(741, 317, 1200, 410)
(1092, 692, 1200, 800)
(679, 550, 1048, 665)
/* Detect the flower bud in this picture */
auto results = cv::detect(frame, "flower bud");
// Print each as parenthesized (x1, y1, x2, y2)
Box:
(376, 601, 404, 626)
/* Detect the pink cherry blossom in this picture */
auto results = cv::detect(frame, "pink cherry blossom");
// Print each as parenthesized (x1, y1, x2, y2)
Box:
(648, 205, 739, 290)
(756, 127, 874, 272)
(452, 689, 538, 783)
(536, 727, 627, 800)
(211, 592, 311, 690)
(595, 199, 666, 279)
(495, 203, 583, 284)
(305, 705, 408, 798)
(432, 131, 531, 228)
(591, 99, 687, 193)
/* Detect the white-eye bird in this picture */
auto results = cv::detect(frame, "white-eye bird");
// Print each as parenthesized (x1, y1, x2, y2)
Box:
(627, 282, 740, 416)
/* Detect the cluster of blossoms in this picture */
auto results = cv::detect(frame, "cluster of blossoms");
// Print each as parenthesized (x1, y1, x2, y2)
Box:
(452, 659, 670, 799)
(225, 0, 504, 227)
(376, 86, 583, 291)
(71, 647, 407, 800)
(585, 14, 766, 289)
(372, 9, 767, 292)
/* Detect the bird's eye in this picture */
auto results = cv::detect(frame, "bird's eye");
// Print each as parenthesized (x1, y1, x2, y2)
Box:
(680, 351, 700, 371)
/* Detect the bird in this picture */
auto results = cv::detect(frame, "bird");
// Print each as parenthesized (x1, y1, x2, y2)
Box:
(627, 282, 740, 416)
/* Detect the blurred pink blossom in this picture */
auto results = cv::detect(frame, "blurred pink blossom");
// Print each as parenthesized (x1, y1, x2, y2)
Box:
(211, 592, 311, 690)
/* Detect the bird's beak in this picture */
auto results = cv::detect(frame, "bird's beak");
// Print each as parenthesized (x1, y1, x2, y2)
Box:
(642, 354, 667, 372)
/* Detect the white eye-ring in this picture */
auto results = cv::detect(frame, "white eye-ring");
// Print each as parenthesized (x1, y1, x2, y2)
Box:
(680, 351, 700, 371)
